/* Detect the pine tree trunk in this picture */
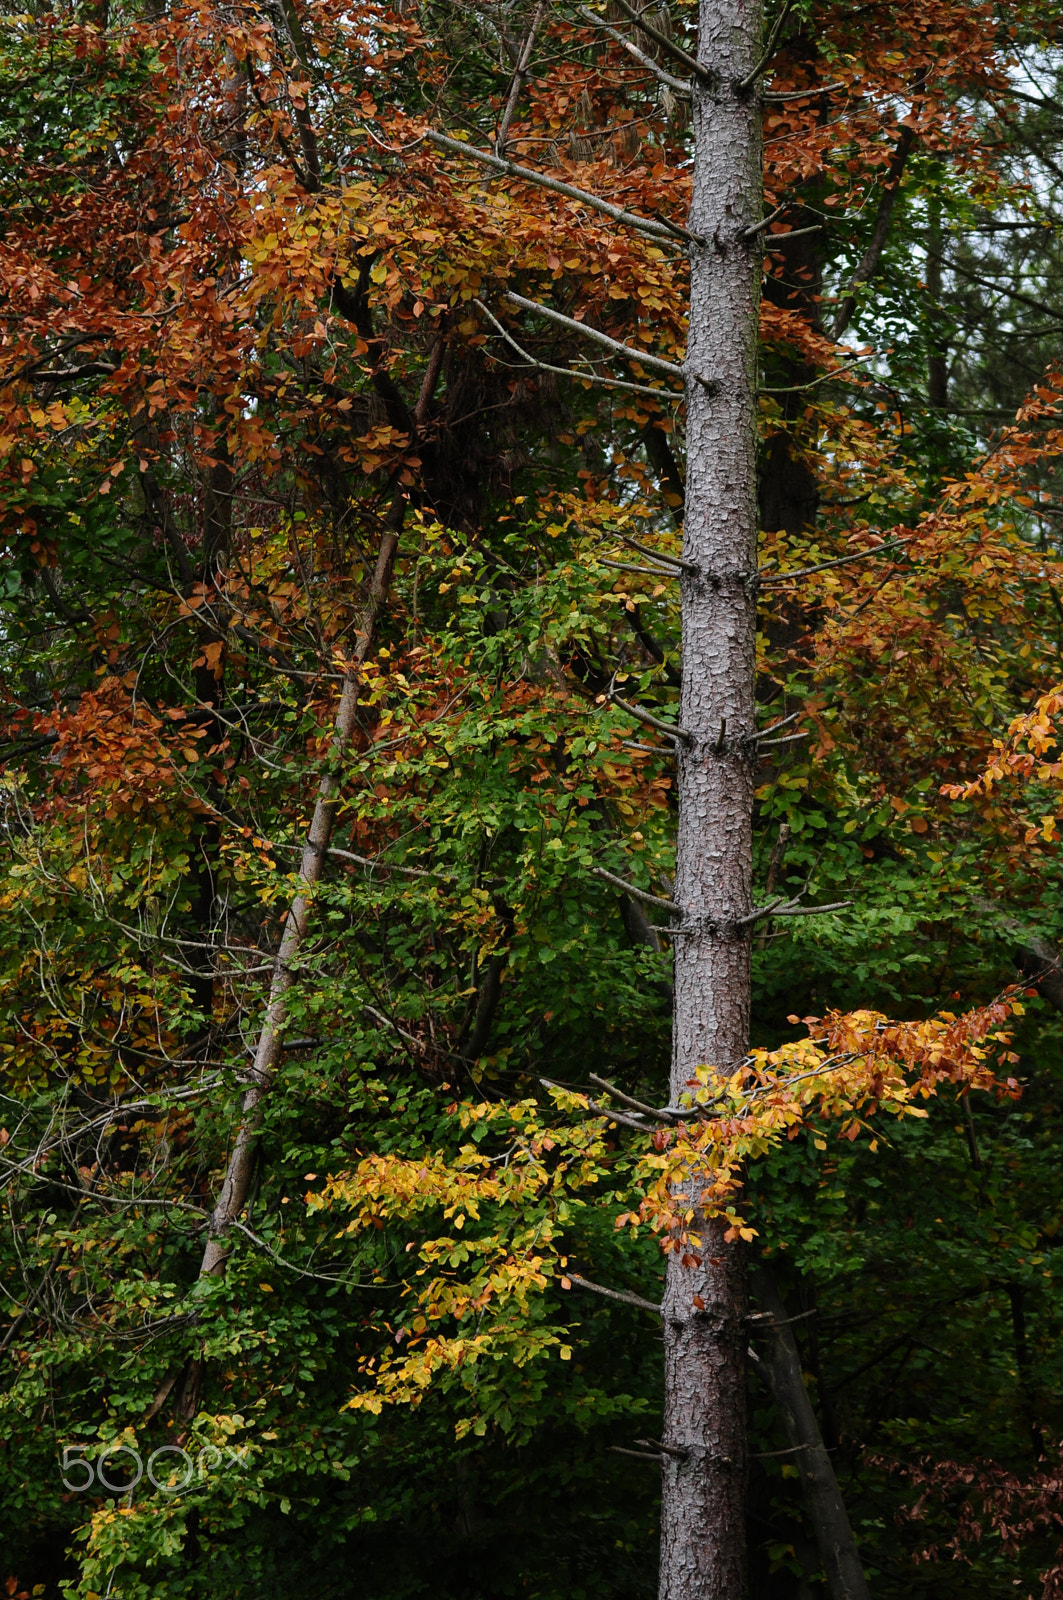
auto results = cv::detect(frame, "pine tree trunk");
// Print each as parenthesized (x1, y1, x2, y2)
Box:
(659, 2, 763, 1597)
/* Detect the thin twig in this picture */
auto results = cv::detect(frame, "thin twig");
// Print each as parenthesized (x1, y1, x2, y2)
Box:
(760, 355, 871, 394)
(364, 1004, 426, 1052)
(762, 80, 846, 101)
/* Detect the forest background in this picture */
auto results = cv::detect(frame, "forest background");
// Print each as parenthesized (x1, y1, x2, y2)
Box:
(3, 0, 1063, 1596)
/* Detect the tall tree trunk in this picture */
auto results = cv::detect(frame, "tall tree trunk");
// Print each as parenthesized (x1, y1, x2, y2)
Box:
(659, 3, 762, 1598)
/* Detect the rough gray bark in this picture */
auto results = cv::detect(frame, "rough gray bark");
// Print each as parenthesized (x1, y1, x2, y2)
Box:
(659, 2, 762, 1596)
(751, 1267, 871, 1600)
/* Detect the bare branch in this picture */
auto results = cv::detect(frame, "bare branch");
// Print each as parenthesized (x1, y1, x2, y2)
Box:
(762, 80, 846, 101)
(474, 299, 680, 399)
(600, 558, 680, 578)
(592, 865, 681, 913)
(566, 1271, 663, 1314)
(504, 291, 687, 379)
(738, 0, 795, 90)
(574, 4, 693, 95)
(760, 537, 909, 585)
(616, 534, 699, 574)
(424, 131, 704, 244)
(606, 0, 710, 80)
(588, 1073, 676, 1122)
(496, 1, 548, 155)
(734, 896, 850, 929)
(608, 691, 693, 743)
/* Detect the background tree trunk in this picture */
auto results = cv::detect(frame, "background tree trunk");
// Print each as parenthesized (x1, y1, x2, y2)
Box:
(752, 1266, 872, 1600)
(659, 3, 763, 1597)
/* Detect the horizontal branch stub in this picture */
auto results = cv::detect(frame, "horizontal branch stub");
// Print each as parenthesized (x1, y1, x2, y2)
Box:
(610, 1446, 665, 1463)
(760, 536, 910, 585)
(617, 533, 699, 574)
(751, 1443, 815, 1459)
(757, 707, 800, 734)
(566, 1271, 663, 1315)
(734, 897, 852, 929)
(772, 899, 851, 918)
(638, 1436, 689, 1460)
(621, 738, 676, 756)
(607, 691, 693, 743)
(592, 864, 682, 913)
(504, 292, 687, 380)
(760, 224, 824, 244)
(762, 80, 846, 101)
(600, 557, 681, 579)
(757, 729, 809, 750)
(424, 130, 704, 244)
(589, 1072, 678, 1124)
(746, 1307, 819, 1330)
(474, 298, 681, 400)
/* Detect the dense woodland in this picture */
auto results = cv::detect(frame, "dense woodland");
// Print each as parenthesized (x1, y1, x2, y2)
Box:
(3, 0, 1063, 1595)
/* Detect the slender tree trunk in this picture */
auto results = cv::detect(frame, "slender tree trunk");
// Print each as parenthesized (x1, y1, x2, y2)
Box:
(926, 195, 949, 410)
(659, 3, 762, 1597)
(199, 515, 401, 1276)
(752, 1266, 871, 1600)
(198, 334, 445, 1282)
